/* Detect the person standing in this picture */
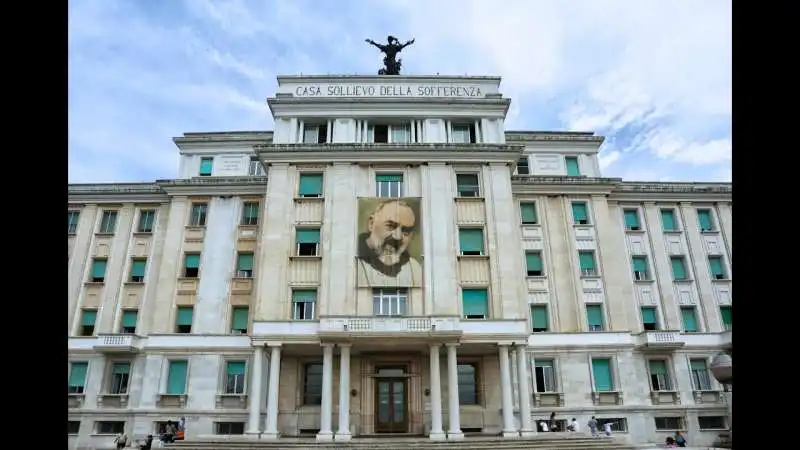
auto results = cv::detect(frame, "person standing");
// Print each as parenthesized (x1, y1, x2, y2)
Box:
(587, 416, 598, 437)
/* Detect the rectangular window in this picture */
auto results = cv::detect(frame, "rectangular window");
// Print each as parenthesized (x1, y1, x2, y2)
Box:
(175, 306, 193, 333)
(109, 362, 130, 394)
(68, 421, 80, 434)
(90, 258, 108, 282)
(231, 306, 249, 334)
(68, 362, 88, 394)
(375, 173, 404, 197)
(372, 288, 408, 316)
(96, 421, 125, 435)
(517, 156, 530, 175)
(68, 210, 80, 233)
(461, 288, 489, 319)
(670, 256, 688, 280)
(137, 210, 156, 233)
(648, 360, 672, 391)
(298, 173, 324, 198)
(390, 123, 411, 143)
(303, 123, 329, 144)
(578, 251, 597, 276)
(586, 304, 605, 331)
(571, 202, 589, 225)
(225, 361, 246, 394)
(698, 416, 727, 430)
(99, 211, 118, 233)
(248, 157, 266, 176)
(189, 203, 207, 226)
(690, 359, 712, 390)
(121, 310, 138, 334)
(640, 307, 658, 331)
(236, 253, 254, 278)
(451, 123, 477, 144)
(591, 358, 614, 392)
(597, 418, 628, 433)
(370, 124, 389, 143)
(632, 256, 649, 281)
(241, 202, 260, 226)
(183, 253, 201, 278)
(623, 209, 641, 230)
(303, 363, 323, 405)
(681, 306, 698, 332)
(654, 417, 683, 431)
(199, 157, 213, 176)
(292, 289, 317, 320)
(458, 228, 485, 256)
(534, 359, 556, 392)
(661, 208, 678, 231)
(295, 228, 321, 256)
(130, 258, 147, 283)
(80, 309, 97, 336)
(215, 422, 245, 435)
(719, 306, 732, 330)
(457, 363, 479, 404)
(166, 360, 188, 395)
(565, 156, 580, 176)
(456, 173, 481, 197)
(697, 208, 715, 231)
(708, 256, 727, 280)
(531, 305, 549, 332)
(525, 252, 544, 276)
(520, 202, 538, 224)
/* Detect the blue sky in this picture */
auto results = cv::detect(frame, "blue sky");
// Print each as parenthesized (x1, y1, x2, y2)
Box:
(68, 0, 731, 184)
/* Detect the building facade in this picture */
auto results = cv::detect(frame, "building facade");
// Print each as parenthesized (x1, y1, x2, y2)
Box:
(68, 75, 732, 448)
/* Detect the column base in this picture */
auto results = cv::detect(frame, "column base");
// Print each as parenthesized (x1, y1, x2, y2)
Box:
(519, 430, 536, 438)
(429, 431, 446, 441)
(446, 431, 464, 440)
(502, 430, 520, 438)
(334, 432, 351, 442)
(261, 432, 280, 440)
(316, 431, 334, 442)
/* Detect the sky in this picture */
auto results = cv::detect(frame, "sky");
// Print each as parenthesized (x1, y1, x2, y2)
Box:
(68, 0, 731, 184)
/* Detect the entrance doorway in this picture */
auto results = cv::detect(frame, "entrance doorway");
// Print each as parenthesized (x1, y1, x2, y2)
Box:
(374, 366, 409, 433)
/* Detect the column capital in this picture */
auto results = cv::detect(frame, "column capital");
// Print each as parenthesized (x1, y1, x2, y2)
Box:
(445, 342, 460, 348)
(321, 343, 335, 349)
(337, 343, 352, 349)
(643, 201, 657, 206)
(265, 342, 283, 348)
(429, 343, 442, 350)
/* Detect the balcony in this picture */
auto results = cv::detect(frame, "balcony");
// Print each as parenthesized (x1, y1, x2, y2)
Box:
(318, 316, 462, 340)
(720, 329, 732, 350)
(93, 334, 143, 353)
(634, 330, 685, 351)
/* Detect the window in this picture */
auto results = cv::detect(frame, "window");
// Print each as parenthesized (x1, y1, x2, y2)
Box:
(565, 156, 580, 176)
(648, 360, 672, 391)
(130, 258, 147, 283)
(80, 309, 97, 336)
(461, 288, 489, 319)
(241, 202, 260, 226)
(571, 202, 589, 225)
(708, 256, 727, 280)
(292, 289, 317, 320)
(697, 208, 715, 231)
(215, 422, 245, 435)
(368, 123, 411, 143)
(68, 210, 80, 233)
(525, 252, 544, 276)
(303, 363, 323, 405)
(456, 173, 480, 197)
(534, 359, 556, 392)
(698, 416, 727, 430)
(303, 123, 328, 144)
(661, 208, 678, 232)
(640, 307, 658, 331)
(372, 288, 408, 316)
(458, 228, 485, 256)
(68, 362, 88, 394)
(298, 173, 324, 198)
(578, 251, 597, 277)
(199, 157, 213, 176)
(248, 157, 266, 176)
(376, 173, 404, 197)
(520, 202, 538, 225)
(517, 156, 530, 175)
(236, 253, 254, 278)
(138, 210, 156, 233)
(109, 362, 130, 394)
(632, 256, 649, 281)
(121, 310, 138, 334)
(586, 304, 605, 331)
(591, 358, 614, 392)
(166, 360, 188, 395)
(530, 305, 549, 332)
(99, 211, 118, 233)
(175, 306, 193, 333)
(690, 359, 713, 390)
(189, 203, 207, 226)
(68, 421, 81, 434)
(681, 306, 698, 332)
(96, 421, 125, 435)
(224, 361, 246, 394)
(719, 306, 732, 330)
(231, 306, 249, 334)
(451, 123, 477, 144)
(390, 124, 411, 143)
(623, 209, 641, 231)
(654, 417, 683, 431)
(596, 418, 627, 433)
(670, 256, 688, 280)
(183, 253, 201, 278)
(90, 258, 107, 282)
(457, 363, 479, 404)
(295, 229, 321, 256)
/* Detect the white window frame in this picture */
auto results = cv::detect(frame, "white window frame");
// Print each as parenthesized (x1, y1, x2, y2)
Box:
(189, 203, 208, 227)
(375, 173, 405, 198)
(688, 357, 713, 391)
(95, 421, 126, 435)
(631, 255, 650, 281)
(235, 252, 254, 278)
(214, 422, 246, 435)
(622, 207, 642, 231)
(519, 201, 538, 225)
(105, 359, 133, 395)
(292, 290, 317, 320)
(241, 202, 260, 226)
(294, 229, 321, 257)
(516, 154, 531, 175)
(571, 200, 591, 225)
(654, 416, 684, 431)
(372, 288, 408, 316)
(367, 122, 413, 144)
(248, 157, 266, 176)
(531, 357, 558, 393)
(68, 360, 90, 394)
(450, 123, 474, 144)
(660, 207, 681, 232)
(68, 210, 81, 234)
(525, 251, 544, 277)
(220, 358, 249, 395)
(455, 172, 482, 197)
(99, 210, 118, 234)
(564, 155, 581, 176)
(137, 209, 156, 233)
(302, 123, 328, 144)
(160, 357, 192, 395)
(588, 354, 619, 392)
(578, 250, 599, 277)
(708, 255, 729, 280)
(696, 207, 717, 232)
(646, 358, 674, 391)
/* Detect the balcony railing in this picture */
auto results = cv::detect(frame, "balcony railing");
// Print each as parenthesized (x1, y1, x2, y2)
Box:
(93, 334, 143, 353)
(319, 316, 461, 336)
(634, 330, 685, 350)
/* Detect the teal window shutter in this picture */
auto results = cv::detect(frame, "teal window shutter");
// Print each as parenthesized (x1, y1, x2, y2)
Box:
(462, 289, 489, 318)
(130, 260, 147, 278)
(632, 256, 648, 277)
(719, 306, 732, 329)
(376, 173, 403, 182)
(226, 361, 246, 376)
(121, 310, 138, 329)
(571, 202, 588, 223)
(649, 360, 668, 375)
(81, 310, 97, 326)
(681, 307, 698, 332)
(520, 203, 538, 224)
(176, 307, 193, 326)
(591, 358, 613, 391)
(526, 252, 543, 273)
(586, 304, 604, 329)
(697, 209, 713, 231)
(242, 203, 260, 224)
(166, 360, 188, 395)
(670, 257, 687, 280)
(565, 157, 580, 176)
(69, 362, 88, 388)
(68, 211, 80, 232)
(199, 157, 213, 176)
(237, 253, 254, 271)
(112, 362, 130, 375)
(138, 210, 155, 232)
(298, 173, 324, 196)
(623, 209, 640, 229)
(579, 251, 596, 271)
(292, 289, 317, 302)
(708, 257, 725, 278)
(91, 259, 107, 279)
(296, 229, 321, 244)
(459, 229, 485, 253)
(232, 307, 249, 331)
(531, 305, 548, 331)
(640, 307, 657, 325)
(184, 254, 201, 269)
(661, 209, 677, 231)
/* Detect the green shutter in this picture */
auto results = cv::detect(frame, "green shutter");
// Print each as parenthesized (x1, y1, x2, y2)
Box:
(226, 361, 246, 376)
(112, 363, 130, 374)
(586, 305, 604, 328)
(462, 289, 489, 317)
(526, 252, 543, 272)
(232, 307, 249, 331)
(298, 174, 323, 196)
(649, 360, 668, 375)
(640, 307, 657, 325)
(69, 362, 88, 387)
(571, 202, 588, 223)
(681, 307, 698, 332)
(292, 290, 317, 302)
(520, 203, 537, 224)
(719, 306, 732, 328)
(376, 174, 403, 182)
(709, 257, 725, 277)
(121, 310, 138, 328)
(237, 253, 254, 271)
(565, 157, 580, 176)
(81, 310, 97, 326)
(690, 359, 707, 371)
(199, 158, 213, 175)
(184, 254, 201, 269)
(531, 305, 548, 330)
(632, 257, 648, 273)
(579, 251, 596, 270)
(456, 174, 479, 188)
(131, 260, 147, 278)
(166, 361, 188, 395)
(623, 210, 640, 228)
(176, 307, 193, 326)
(591, 359, 613, 391)
(697, 209, 713, 230)
(459, 229, 484, 253)
(661, 209, 677, 231)
(671, 257, 687, 280)
(243, 203, 259, 221)
(296, 229, 321, 244)
(91, 260, 107, 279)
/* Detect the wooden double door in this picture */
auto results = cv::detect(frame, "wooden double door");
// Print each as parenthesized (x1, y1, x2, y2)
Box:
(374, 367, 409, 433)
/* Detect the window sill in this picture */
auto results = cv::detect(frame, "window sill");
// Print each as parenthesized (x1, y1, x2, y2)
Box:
(124, 281, 145, 286)
(625, 228, 645, 234)
(185, 225, 206, 230)
(294, 196, 324, 202)
(68, 231, 77, 236)
(94, 232, 115, 237)
(84, 281, 105, 286)
(633, 278, 654, 283)
(133, 231, 153, 237)
(290, 255, 322, 261)
(700, 230, 719, 234)
(662, 230, 682, 234)
(580, 274, 601, 279)
(457, 254, 489, 260)
(521, 222, 540, 227)
(454, 196, 485, 202)
(177, 277, 199, 282)
(711, 277, 731, 282)
(572, 223, 592, 227)
(526, 275, 547, 280)
(673, 279, 694, 283)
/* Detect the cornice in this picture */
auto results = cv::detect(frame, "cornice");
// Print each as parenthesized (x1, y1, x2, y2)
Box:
(505, 132, 605, 145)
(611, 182, 732, 203)
(173, 132, 273, 152)
(68, 183, 167, 204)
(267, 97, 511, 117)
(512, 176, 622, 196)
(276, 74, 502, 83)
(156, 177, 268, 196)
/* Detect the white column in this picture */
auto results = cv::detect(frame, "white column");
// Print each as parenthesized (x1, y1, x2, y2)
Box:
(298, 120, 305, 144)
(335, 344, 352, 442)
(445, 343, 463, 440)
(410, 119, 417, 143)
(246, 345, 265, 435)
(327, 120, 333, 143)
(499, 344, 517, 437)
(474, 120, 482, 143)
(516, 347, 534, 437)
(362, 120, 369, 143)
(263, 345, 282, 439)
(429, 344, 445, 440)
(317, 344, 334, 441)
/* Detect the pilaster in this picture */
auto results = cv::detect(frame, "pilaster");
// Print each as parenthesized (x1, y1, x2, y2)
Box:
(642, 202, 681, 329)
(97, 204, 136, 332)
(68, 204, 98, 330)
(148, 197, 189, 333)
(679, 203, 723, 332)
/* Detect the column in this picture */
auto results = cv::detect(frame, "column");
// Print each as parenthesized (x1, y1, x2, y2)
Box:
(474, 120, 482, 143)
(410, 119, 417, 143)
(246, 345, 265, 435)
(317, 344, 334, 441)
(499, 344, 517, 437)
(445, 343, 463, 440)
(327, 120, 333, 143)
(429, 344, 445, 440)
(516, 347, 534, 437)
(263, 345, 282, 439)
(298, 120, 305, 143)
(335, 344, 352, 442)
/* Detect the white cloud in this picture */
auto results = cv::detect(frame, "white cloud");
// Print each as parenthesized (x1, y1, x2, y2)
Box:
(598, 150, 621, 171)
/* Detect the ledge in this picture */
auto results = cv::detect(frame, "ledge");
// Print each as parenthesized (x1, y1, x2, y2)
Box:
(156, 177, 268, 196)
(611, 181, 732, 202)
(68, 182, 167, 204)
(512, 176, 621, 195)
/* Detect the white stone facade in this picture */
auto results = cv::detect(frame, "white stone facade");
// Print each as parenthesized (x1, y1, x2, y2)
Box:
(68, 75, 731, 449)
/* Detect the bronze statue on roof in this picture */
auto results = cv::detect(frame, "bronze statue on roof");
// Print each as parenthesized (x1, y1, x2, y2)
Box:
(365, 35, 415, 75)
